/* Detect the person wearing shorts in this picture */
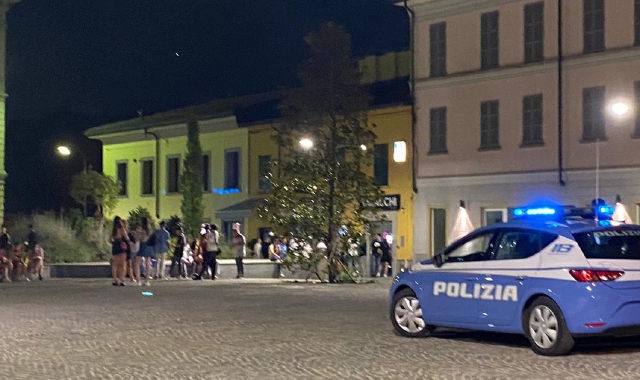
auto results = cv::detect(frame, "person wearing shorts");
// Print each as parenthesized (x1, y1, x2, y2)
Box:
(134, 217, 154, 286)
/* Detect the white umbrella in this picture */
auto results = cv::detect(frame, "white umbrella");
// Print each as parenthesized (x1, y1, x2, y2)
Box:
(613, 203, 632, 224)
(448, 207, 475, 245)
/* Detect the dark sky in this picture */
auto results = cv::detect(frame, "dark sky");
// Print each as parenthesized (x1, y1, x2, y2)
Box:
(4, 0, 408, 214)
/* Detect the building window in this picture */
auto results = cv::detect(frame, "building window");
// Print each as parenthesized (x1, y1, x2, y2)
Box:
(166, 155, 180, 194)
(524, 2, 544, 63)
(429, 107, 447, 154)
(430, 22, 446, 77)
(141, 159, 154, 195)
(203, 153, 211, 192)
(483, 208, 507, 226)
(116, 161, 127, 197)
(480, 100, 500, 150)
(584, 0, 604, 53)
(582, 86, 606, 142)
(635, 81, 640, 137)
(258, 155, 272, 194)
(430, 208, 446, 256)
(636, 0, 640, 46)
(373, 144, 389, 186)
(481, 11, 499, 70)
(224, 150, 240, 190)
(522, 94, 544, 146)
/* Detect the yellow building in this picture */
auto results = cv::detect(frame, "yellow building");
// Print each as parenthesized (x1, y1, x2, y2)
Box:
(85, 63, 415, 265)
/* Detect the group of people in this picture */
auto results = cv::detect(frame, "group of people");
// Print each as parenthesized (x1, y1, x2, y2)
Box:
(252, 235, 289, 262)
(109, 217, 248, 286)
(0, 225, 45, 282)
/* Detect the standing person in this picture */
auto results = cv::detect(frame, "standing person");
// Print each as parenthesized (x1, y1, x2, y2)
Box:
(0, 226, 10, 260)
(377, 236, 392, 278)
(27, 224, 37, 257)
(252, 238, 262, 259)
(127, 220, 140, 284)
(153, 221, 171, 280)
(170, 226, 187, 279)
(109, 216, 129, 286)
(194, 224, 220, 280)
(372, 234, 383, 277)
(261, 237, 271, 259)
(232, 223, 246, 278)
(0, 241, 12, 282)
(134, 217, 154, 286)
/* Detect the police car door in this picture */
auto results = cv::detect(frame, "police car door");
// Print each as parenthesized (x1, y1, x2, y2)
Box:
(479, 228, 551, 327)
(424, 230, 496, 324)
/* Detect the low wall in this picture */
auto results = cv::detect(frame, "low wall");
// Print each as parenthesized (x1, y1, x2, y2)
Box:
(46, 259, 322, 280)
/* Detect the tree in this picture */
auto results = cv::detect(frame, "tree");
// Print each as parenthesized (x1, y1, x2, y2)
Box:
(70, 169, 120, 218)
(180, 118, 204, 239)
(258, 22, 383, 282)
(127, 206, 156, 230)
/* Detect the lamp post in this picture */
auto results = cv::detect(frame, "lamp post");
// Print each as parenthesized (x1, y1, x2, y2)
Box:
(56, 144, 89, 216)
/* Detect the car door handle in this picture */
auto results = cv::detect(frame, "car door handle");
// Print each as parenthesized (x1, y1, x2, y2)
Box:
(515, 276, 526, 281)
(465, 277, 478, 281)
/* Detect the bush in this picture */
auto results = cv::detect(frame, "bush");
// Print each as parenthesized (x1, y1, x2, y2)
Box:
(10, 213, 100, 263)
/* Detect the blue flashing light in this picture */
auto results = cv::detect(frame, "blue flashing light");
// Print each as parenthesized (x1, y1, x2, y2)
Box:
(598, 205, 614, 216)
(513, 207, 557, 217)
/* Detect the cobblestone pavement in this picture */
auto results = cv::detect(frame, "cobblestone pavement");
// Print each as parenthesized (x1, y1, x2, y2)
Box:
(1, 279, 640, 380)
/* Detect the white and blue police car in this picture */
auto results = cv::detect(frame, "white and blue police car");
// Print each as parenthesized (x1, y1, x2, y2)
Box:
(390, 204, 640, 356)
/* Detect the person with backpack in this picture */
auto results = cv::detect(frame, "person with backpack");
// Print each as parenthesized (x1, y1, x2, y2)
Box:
(193, 224, 220, 280)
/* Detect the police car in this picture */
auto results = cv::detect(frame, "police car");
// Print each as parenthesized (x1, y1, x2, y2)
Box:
(390, 203, 640, 356)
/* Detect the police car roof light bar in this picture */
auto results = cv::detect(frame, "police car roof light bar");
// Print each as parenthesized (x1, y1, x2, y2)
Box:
(513, 203, 614, 221)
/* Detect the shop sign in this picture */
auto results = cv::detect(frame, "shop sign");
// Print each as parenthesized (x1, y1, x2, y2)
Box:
(362, 194, 401, 211)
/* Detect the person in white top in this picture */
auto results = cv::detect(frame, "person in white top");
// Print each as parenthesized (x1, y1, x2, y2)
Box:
(194, 224, 220, 280)
(252, 238, 262, 259)
(232, 223, 246, 278)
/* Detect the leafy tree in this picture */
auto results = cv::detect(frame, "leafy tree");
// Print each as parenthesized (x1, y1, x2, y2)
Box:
(166, 215, 182, 237)
(70, 169, 120, 219)
(127, 206, 155, 230)
(258, 22, 383, 282)
(180, 118, 204, 239)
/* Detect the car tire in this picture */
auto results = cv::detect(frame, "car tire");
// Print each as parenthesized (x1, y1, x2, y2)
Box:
(391, 288, 434, 338)
(523, 296, 574, 356)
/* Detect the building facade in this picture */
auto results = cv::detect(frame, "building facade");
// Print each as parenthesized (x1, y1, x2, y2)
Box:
(86, 74, 416, 263)
(0, 0, 22, 223)
(405, 0, 640, 261)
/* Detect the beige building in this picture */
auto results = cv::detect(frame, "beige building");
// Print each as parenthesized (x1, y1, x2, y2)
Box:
(404, 0, 640, 261)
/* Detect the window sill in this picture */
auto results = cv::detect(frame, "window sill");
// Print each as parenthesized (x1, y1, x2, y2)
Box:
(579, 137, 608, 144)
(166, 192, 181, 196)
(140, 194, 155, 197)
(427, 150, 448, 156)
(520, 141, 545, 148)
(117, 195, 128, 199)
(478, 145, 501, 152)
(430, 73, 447, 79)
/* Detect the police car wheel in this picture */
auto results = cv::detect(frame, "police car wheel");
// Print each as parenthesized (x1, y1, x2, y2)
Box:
(391, 289, 433, 338)
(524, 297, 574, 356)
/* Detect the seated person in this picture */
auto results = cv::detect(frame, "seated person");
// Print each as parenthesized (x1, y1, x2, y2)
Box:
(0, 243, 13, 282)
(27, 244, 45, 281)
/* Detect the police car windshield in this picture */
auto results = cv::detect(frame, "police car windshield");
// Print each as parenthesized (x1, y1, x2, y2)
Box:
(573, 228, 640, 260)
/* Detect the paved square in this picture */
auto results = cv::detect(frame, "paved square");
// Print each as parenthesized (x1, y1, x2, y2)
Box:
(1, 279, 640, 379)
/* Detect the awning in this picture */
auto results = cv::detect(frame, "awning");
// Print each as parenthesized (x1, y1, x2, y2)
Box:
(215, 198, 265, 221)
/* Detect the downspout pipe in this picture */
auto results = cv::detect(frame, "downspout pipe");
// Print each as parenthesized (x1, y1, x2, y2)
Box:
(403, 0, 418, 194)
(557, 0, 566, 186)
(144, 128, 161, 219)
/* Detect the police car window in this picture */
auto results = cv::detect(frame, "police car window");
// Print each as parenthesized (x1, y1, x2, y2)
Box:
(574, 229, 640, 260)
(493, 231, 555, 261)
(446, 233, 493, 263)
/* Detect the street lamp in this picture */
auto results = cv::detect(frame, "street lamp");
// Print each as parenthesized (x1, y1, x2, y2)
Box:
(56, 144, 87, 173)
(595, 98, 633, 211)
(299, 138, 314, 151)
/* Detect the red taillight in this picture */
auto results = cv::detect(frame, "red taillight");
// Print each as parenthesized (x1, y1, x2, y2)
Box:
(569, 269, 625, 282)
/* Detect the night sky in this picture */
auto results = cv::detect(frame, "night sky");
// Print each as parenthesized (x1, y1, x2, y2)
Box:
(4, 0, 408, 214)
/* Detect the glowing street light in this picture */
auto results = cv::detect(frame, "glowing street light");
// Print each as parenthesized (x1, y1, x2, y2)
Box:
(609, 100, 631, 118)
(56, 145, 72, 156)
(299, 138, 314, 150)
(360, 144, 367, 151)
